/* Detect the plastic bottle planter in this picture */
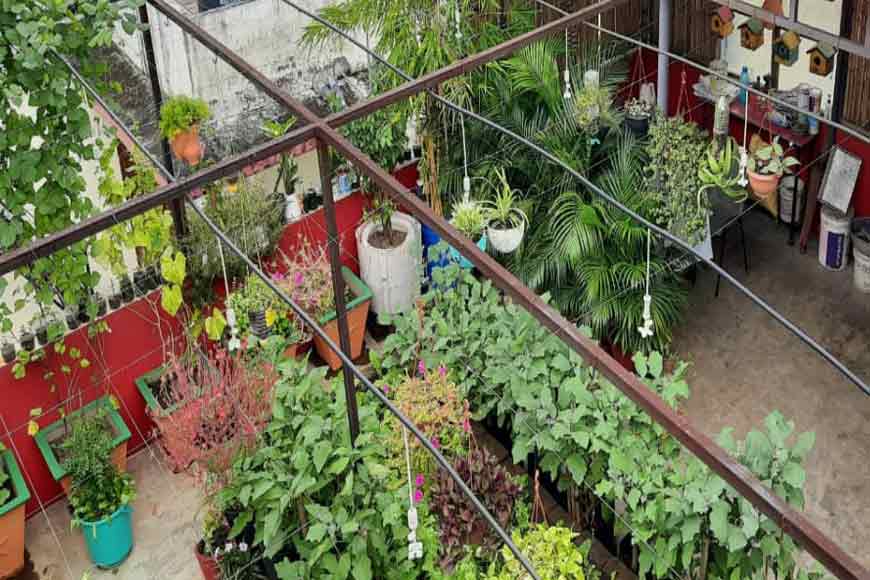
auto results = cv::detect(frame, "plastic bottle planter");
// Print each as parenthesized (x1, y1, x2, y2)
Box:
(448, 235, 488, 270)
(120, 275, 135, 303)
(0, 449, 31, 578)
(34, 397, 132, 496)
(79, 503, 134, 568)
(1, 343, 15, 365)
(35, 323, 49, 347)
(66, 311, 81, 332)
(133, 270, 150, 297)
(95, 298, 108, 318)
(356, 212, 422, 316)
(19, 332, 35, 352)
(312, 267, 372, 370)
(109, 292, 123, 311)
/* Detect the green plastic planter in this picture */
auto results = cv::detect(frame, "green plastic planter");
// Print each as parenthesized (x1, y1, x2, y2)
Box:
(134, 366, 172, 417)
(33, 397, 131, 495)
(80, 503, 134, 568)
(0, 449, 31, 578)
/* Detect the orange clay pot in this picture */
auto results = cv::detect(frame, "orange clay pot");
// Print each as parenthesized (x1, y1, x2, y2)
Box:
(312, 267, 372, 370)
(171, 125, 204, 166)
(747, 170, 780, 198)
(0, 450, 30, 579)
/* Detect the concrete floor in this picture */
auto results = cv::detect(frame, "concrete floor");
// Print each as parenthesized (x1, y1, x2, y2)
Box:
(22, 449, 201, 580)
(672, 210, 870, 571)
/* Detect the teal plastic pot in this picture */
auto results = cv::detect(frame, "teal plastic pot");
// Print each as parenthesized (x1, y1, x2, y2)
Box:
(449, 235, 487, 269)
(80, 504, 134, 568)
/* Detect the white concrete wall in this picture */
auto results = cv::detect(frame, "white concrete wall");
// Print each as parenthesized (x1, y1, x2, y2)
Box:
(722, 0, 841, 102)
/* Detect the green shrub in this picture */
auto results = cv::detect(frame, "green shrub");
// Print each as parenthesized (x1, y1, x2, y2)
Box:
(159, 95, 211, 139)
(485, 525, 596, 580)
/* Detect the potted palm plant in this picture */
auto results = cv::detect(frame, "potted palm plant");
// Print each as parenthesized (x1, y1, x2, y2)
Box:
(63, 412, 136, 568)
(159, 95, 211, 166)
(747, 135, 799, 197)
(484, 168, 528, 254)
(449, 198, 488, 268)
(0, 445, 30, 578)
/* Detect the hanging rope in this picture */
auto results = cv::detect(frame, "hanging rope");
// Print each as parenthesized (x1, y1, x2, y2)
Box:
(461, 115, 470, 200)
(675, 67, 694, 123)
(563, 28, 572, 100)
(402, 426, 424, 560)
(639, 229, 654, 339)
(738, 102, 750, 187)
(217, 239, 241, 351)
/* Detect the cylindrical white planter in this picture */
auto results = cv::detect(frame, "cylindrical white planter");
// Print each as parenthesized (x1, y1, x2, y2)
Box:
(357, 212, 422, 316)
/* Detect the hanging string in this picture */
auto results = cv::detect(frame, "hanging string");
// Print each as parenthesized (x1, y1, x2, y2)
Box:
(402, 426, 424, 560)
(675, 67, 694, 123)
(563, 28, 572, 100)
(454, 0, 462, 41)
(638, 229, 654, 339)
(461, 115, 470, 200)
(217, 239, 241, 351)
(738, 102, 750, 187)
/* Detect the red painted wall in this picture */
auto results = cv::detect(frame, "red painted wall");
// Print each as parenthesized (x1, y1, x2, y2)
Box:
(0, 292, 180, 516)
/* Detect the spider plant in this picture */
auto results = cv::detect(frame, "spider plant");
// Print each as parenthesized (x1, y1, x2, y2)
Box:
(483, 168, 528, 231)
(451, 199, 488, 242)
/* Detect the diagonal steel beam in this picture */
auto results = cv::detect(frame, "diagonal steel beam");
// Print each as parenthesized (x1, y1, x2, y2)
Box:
(0, 123, 315, 276)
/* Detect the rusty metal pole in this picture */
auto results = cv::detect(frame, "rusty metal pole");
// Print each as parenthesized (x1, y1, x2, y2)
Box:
(317, 137, 361, 445)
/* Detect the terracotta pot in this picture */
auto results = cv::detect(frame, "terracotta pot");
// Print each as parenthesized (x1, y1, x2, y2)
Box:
(195, 541, 221, 580)
(747, 170, 780, 198)
(171, 125, 204, 166)
(312, 267, 372, 370)
(0, 450, 30, 579)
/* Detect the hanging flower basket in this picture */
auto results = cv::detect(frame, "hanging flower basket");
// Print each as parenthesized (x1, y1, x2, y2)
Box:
(488, 222, 525, 253)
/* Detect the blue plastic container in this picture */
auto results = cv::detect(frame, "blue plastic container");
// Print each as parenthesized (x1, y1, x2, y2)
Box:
(80, 504, 134, 568)
(449, 236, 488, 269)
(421, 223, 450, 280)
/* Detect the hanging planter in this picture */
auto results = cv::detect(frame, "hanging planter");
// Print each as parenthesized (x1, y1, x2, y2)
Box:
(747, 136, 799, 199)
(624, 98, 653, 137)
(0, 449, 31, 579)
(449, 198, 489, 268)
(356, 210, 422, 316)
(19, 330, 35, 352)
(159, 96, 211, 167)
(483, 168, 528, 254)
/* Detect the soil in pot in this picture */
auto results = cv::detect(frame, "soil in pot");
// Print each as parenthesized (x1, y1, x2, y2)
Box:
(367, 228, 407, 250)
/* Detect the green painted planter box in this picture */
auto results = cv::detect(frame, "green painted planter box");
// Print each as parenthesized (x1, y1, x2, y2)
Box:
(134, 366, 171, 417)
(0, 449, 31, 578)
(34, 397, 132, 493)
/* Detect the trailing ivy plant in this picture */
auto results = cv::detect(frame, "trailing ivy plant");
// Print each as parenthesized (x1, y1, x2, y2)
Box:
(0, 0, 141, 335)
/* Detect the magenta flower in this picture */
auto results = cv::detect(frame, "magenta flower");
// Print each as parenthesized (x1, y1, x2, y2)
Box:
(382, 384, 390, 394)
(415, 474, 425, 488)
(293, 272, 304, 286)
(462, 417, 471, 433)
(414, 489, 424, 503)
(417, 360, 426, 376)
(438, 365, 447, 378)
(271, 271, 286, 282)
(430, 437, 440, 449)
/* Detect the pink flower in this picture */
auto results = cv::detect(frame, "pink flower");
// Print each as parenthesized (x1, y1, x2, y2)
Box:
(462, 417, 471, 433)
(382, 384, 390, 394)
(430, 437, 440, 449)
(293, 272, 304, 286)
(271, 271, 286, 282)
(415, 474, 425, 488)
(417, 360, 426, 376)
(438, 365, 447, 378)
(414, 489, 424, 503)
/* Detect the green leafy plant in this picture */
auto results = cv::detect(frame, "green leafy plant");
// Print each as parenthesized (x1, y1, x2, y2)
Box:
(430, 446, 523, 569)
(485, 525, 597, 580)
(263, 117, 300, 199)
(0, 448, 10, 506)
(451, 199, 488, 242)
(483, 168, 527, 230)
(227, 273, 281, 337)
(159, 95, 211, 139)
(748, 136, 800, 177)
(62, 412, 136, 523)
(274, 241, 350, 321)
(698, 137, 748, 203)
(625, 98, 653, 119)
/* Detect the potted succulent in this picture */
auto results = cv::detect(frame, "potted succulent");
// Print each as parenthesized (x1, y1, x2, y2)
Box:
(624, 97, 653, 136)
(356, 197, 422, 317)
(697, 137, 748, 204)
(159, 95, 211, 166)
(33, 396, 132, 496)
(484, 168, 528, 254)
(62, 412, 136, 568)
(449, 198, 488, 269)
(0, 445, 30, 578)
(276, 242, 372, 370)
(747, 135, 799, 197)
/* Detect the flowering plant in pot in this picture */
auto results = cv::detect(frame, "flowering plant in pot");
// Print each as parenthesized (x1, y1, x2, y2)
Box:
(449, 198, 488, 268)
(159, 95, 211, 165)
(62, 412, 137, 568)
(624, 97, 653, 136)
(0, 444, 30, 578)
(483, 168, 528, 254)
(747, 135, 799, 197)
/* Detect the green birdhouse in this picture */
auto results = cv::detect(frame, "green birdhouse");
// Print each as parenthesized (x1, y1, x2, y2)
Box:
(773, 31, 800, 66)
(739, 18, 765, 51)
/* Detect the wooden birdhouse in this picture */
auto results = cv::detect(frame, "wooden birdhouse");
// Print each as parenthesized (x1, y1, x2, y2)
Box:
(807, 42, 836, 76)
(711, 6, 735, 38)
(739, 18, 765, 51)
(773, 31, 800, 66)
(760, 0, 784, 29)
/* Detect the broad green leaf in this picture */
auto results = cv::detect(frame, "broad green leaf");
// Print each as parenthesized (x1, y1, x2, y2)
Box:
(565, 453, 587, 483)
(312, 441, 331, 473)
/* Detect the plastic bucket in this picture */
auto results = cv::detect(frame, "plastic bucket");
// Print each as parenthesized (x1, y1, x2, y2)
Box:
(779, 176, 805, 224)
(819, 207, 851, 271)
(449, 236, 488, 270)
(853, 245, 870, 293)
(80, 504, 134, 568)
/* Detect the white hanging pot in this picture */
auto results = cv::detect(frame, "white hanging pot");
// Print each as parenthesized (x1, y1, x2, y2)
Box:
(487, 222, 525, 253)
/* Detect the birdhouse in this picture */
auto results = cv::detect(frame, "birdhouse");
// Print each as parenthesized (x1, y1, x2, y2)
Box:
(739, 18, 765, 51)
(773, 31, 800, 66)
(711, 6, 735, 38)
(807, 42, 836, 76)
(760, 0, 784, 29)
